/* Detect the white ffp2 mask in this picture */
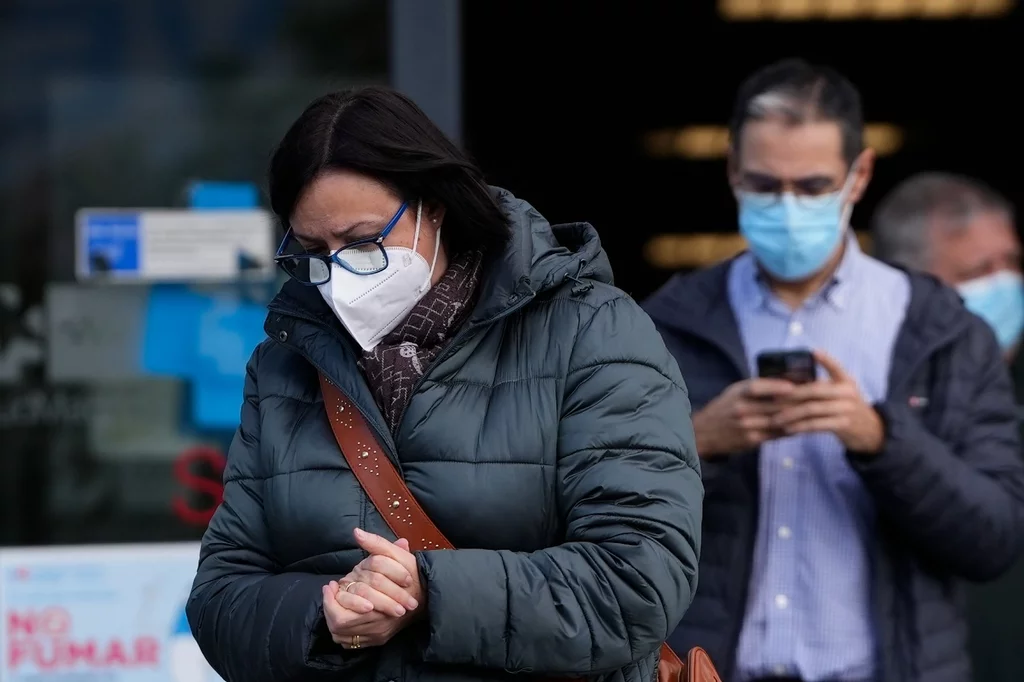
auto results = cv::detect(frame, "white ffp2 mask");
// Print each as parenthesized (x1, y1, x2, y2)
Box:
(317, 201, 441, 351)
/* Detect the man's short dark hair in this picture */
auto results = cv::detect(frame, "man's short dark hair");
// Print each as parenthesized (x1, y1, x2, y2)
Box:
(729, 58, 865, 165)
(871, 173, 1014, 269)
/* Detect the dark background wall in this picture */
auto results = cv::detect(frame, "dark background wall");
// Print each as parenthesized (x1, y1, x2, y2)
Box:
(461, 1, 1023, 298)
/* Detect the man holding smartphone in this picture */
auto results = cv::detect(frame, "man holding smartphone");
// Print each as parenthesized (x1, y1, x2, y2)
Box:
(644, 59, 1024, 682)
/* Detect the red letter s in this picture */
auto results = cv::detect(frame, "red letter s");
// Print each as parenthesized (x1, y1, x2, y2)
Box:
(172, 446, 226, 526)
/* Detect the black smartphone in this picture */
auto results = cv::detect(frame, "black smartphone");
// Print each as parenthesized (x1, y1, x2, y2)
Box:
(756, 349, 817, 384)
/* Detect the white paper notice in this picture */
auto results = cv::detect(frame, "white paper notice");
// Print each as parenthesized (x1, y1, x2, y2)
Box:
(76, 209, 276, 282)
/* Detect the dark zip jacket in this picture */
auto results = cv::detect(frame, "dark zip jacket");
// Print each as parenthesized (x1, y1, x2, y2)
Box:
(644, 259, 1024, 682)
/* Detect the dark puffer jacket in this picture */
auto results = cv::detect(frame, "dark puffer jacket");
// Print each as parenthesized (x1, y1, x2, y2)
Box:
(186, 190, 703, 682)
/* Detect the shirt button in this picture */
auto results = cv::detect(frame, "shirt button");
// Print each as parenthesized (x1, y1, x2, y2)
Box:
(774, 594, 789, 609)
(782, 456, 795, 469)
(789, 321, 803, 335)
(774, 665, 787, 676)
(777, 525, 792, 539)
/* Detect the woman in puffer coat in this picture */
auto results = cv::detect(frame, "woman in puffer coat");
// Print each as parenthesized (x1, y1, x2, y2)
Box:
(186, 85, 703, 682)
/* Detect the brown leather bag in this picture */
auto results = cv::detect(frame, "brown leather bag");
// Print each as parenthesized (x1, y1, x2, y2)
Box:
(321, 375, 722, 682)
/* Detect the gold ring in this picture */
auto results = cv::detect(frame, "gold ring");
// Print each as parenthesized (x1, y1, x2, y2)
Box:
(351, 635, 361, 649)
(345, 581, 359, 593)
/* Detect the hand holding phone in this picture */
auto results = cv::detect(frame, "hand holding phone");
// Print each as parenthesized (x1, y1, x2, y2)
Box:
(767, 349, 886, 454)
(691, 375, 797, 458)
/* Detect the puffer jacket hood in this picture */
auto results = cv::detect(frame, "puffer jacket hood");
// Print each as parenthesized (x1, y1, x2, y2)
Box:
(497, 188, 614, 292)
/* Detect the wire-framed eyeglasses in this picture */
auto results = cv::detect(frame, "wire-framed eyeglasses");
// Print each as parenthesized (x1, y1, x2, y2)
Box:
(274, 202, 408, 285)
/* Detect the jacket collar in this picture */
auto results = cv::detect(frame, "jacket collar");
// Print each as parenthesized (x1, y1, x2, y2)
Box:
(643, 259, 750, 378)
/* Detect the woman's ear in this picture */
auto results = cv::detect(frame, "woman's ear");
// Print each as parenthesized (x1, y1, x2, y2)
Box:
(425, 202, 447, 228)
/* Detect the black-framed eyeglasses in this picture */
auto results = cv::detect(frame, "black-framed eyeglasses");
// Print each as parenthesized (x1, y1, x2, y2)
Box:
(733, 166, 856, 211)
(274, 202, 408, 285)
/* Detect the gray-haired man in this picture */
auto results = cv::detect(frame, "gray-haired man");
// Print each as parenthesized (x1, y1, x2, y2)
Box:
(873, 173, 1024, 356)
(873, 173, 1024, 682)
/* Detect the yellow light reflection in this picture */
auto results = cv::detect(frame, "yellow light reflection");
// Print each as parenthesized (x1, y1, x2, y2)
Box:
(643, 125, 731, 160)
(870, 0, 913, 19)
(720, 0, 761, 19)
(776, 0, 815, 19)
(718, 0, 1015, 19)
(644, 124, 904, 160)
(864, 123, 904, 157)
(971, 0, 1014, 15)
(920, 0, 965, 17)
(823, 0, 862, 19)
(644, 232, 875, 269)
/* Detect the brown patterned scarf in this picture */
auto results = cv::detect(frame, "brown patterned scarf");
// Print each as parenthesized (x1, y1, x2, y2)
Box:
(359, 250, 483, 434)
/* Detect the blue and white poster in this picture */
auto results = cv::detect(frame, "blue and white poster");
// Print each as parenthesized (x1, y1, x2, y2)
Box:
(0, 543, 222, 682)
(75, 208, 275, 282)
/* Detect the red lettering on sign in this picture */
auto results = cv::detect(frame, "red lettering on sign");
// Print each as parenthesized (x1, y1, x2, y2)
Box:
(5, 610, 161, 671)
(65, 640, 96, 665)
(7, 637, 161, 669)
(7, 608, 70, 636)
(134, 636, 160, 664)
(172, 446, 226, 526)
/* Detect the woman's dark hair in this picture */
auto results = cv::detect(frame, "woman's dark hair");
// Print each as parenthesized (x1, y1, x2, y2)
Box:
(268, 86, 511, 257)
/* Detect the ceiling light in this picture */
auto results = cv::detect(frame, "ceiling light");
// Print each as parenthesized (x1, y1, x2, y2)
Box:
(864, 123, 904, 156)
(718, 0, 1015, 20)
(644, 124, 904, 160)
(644, 232, 874, 269)
(644, 126, 731, 160)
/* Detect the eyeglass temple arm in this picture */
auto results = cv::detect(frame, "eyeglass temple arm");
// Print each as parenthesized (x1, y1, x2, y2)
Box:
(275, 227, 293, 258)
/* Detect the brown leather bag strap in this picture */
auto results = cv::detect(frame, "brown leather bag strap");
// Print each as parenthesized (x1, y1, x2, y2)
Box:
(320, 373, 454, 552)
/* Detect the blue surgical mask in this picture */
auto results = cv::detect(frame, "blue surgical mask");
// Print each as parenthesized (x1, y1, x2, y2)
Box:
(956, 270, 1024, 351)
(738, 186, 853, 282)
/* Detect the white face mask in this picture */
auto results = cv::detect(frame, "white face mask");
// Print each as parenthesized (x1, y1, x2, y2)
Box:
(317, 201, 441, 351)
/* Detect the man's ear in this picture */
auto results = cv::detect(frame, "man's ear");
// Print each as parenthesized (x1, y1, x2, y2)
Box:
(848, 148, 876, 204)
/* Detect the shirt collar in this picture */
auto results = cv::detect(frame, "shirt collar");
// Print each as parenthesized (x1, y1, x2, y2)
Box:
(824, 234, 863, 310)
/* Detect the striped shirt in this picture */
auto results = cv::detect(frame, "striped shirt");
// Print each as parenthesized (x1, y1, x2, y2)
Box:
(728, 238, 910, 682)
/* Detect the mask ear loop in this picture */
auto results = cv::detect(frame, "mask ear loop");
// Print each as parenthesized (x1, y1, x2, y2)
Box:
(411, 200, 423, 254)
(413, 199, 443, 293)
(427, 227, 442, 282)
(837, 161, 860, 231)
(836, 156, 864, 202)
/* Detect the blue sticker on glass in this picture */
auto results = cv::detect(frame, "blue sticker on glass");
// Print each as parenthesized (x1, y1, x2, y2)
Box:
(83, 213, 140, 274)
(140, 284, 266, 430)
(188, 181, 259, 210)
(140, 284, 205, 377)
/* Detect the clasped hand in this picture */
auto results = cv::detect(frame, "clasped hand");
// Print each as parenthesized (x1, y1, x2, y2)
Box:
(322, 528, 425, 649)
(696, 349, 884, 457)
